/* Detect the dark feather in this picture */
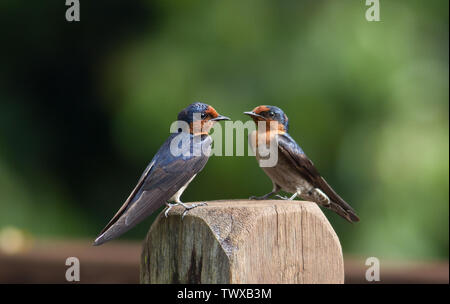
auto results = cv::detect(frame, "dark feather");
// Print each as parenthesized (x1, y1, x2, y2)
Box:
(277, 133, 360, 223)
(97, 159, 155, 237)
(93, 133, 212, 245)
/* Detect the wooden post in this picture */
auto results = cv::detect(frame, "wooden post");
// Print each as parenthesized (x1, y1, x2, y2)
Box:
(140, 200, 344, 284)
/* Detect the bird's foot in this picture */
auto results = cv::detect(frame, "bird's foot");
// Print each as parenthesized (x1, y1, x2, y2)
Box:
(179, 202, 208, 219)
(276, 193, 298, 201)
(164, 203, 177, 217)
(249, 195, 265, 200)
(275, 194, 289, 200)
(249, 193, 274, 200)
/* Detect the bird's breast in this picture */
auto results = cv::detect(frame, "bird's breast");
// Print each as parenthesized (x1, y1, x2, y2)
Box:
(250, 137, 312, 195)
(263, 155, 312, 193)
(169, 174, 197, 202)
(249, 130, 278, 154)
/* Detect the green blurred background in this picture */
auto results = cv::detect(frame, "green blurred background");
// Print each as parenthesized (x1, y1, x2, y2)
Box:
(0, 0, 448, 262)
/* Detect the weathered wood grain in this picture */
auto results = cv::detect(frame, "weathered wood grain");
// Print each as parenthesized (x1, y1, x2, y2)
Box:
(140, 200, 344, 284)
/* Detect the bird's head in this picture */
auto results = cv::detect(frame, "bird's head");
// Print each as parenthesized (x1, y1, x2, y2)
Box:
(178, 102, 230, 135)
(244, 105, 289, 133)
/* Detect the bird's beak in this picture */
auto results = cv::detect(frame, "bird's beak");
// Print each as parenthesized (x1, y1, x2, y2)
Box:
(211, 115, 230, 121)
(244, 111, 265, 119)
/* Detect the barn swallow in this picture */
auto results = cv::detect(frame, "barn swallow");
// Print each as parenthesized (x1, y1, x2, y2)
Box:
(93, 102, 229, 246)
(244, 105, 359, 223)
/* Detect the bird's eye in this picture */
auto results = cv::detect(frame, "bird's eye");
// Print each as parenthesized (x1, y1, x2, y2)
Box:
(269, 111, 275, 117)
(201, 113, 207, 119)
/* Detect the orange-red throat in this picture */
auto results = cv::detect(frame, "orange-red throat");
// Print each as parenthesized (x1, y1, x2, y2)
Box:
(244, 105, 287, 134)
(190, 105, 230, 135)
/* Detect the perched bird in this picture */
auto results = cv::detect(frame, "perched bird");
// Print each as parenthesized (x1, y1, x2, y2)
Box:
(93, 102, 229, 246)
(244, 105, 359, 223)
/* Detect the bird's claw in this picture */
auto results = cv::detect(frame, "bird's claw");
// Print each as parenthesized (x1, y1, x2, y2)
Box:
(249, 195, 266, 200)
(275, 194, 289, 200)
(276, 193, 298, 201)
(181, 202, 208, 220)
(164, 202, 207, 219)
(164, 203, 176, 218)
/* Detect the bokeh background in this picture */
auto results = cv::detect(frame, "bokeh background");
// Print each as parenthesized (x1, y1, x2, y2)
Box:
(0, 0, 448, 282)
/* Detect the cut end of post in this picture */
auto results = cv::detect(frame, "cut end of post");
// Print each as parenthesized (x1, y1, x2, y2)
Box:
(140, 200, 344, 284)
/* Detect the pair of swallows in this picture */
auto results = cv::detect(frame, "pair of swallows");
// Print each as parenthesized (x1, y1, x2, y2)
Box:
(93, 102, 359, 247)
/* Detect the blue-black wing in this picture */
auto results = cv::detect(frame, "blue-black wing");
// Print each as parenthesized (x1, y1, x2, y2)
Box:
(277, 133, 359, 222)
(94, 133, 211, 245)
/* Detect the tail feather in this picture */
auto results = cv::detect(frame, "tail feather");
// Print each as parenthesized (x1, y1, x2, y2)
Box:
(315, 178, 360, 223)
(325, 201, 360, 223)
(92, 216, 135, 246)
